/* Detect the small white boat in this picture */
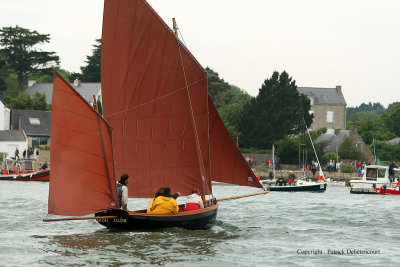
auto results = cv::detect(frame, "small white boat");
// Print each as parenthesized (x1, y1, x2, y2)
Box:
(326, 178, 346, 187)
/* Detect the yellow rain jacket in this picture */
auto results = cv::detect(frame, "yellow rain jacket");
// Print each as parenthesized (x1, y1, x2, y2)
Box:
(148, 196, 179, 214)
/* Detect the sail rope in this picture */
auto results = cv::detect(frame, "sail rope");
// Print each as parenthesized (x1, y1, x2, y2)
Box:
(303, 118, 325, 178)
(226, 190, 268, 211)
(103, 77, 207, 119)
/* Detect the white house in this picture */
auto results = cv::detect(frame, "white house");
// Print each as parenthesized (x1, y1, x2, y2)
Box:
(0, 99, 10, 130)
(0, 100, 28, 159)
(0, 130, 28, 159)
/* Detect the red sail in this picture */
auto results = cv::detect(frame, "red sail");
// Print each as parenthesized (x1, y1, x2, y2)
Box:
(208, 97, 262, 188)
(101, 0, 211, 198)
(48, 71, 117, 215)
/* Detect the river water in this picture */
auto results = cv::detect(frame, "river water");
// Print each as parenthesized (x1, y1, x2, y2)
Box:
(1, 181, 399, 266)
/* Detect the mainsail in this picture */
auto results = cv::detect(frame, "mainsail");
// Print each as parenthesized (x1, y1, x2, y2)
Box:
(48, 71, 117, 215)
(101, 0, 262, 198)
(102, 0, 210, 198)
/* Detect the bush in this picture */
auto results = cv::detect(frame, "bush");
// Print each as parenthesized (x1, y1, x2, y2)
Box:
(39, 144, 50, 150)
(254, 163, 269, 172)
(340, 163, 355, 173)
(321, 153, 340, 166)
(239, 148, 269, 154)
(0, 152, 7, 160)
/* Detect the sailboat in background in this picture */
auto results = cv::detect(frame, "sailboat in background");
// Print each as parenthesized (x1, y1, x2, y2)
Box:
(266, 121, 327, 192)
(45, 0, 266, 230)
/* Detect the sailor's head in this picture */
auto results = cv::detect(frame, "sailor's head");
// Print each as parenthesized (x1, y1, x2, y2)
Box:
(119, 173, 129, 185)
(164, 187, 171, 195)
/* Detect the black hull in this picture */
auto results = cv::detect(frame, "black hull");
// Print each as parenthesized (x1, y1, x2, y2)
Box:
(269, 183, 326, 192)
(95, 204, 218, 230)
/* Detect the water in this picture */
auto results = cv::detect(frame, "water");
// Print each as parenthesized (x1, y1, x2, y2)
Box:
(1, 181, 399, 266)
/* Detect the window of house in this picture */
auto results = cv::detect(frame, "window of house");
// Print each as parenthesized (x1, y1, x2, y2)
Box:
(29, 118, 40, 125)
(326, 111, 334, 123)
(309, 97, 314, 105)
(32, 137, 48, 147)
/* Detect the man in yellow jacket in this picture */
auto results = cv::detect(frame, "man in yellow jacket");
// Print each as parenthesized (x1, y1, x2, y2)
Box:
(148, 187, 179, 214)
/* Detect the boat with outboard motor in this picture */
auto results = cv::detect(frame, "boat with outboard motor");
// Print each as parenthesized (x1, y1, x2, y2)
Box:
(349, 165, 400, 194)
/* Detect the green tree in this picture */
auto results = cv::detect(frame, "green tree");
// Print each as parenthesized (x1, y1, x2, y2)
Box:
(375, 141, 400, 162)
(6, 91, 49, 110)
(71, 39, 101, 82)
(0, 50, 8, 92)
(387, 102, 400, 113)
(338, 136, 364, 160)
(383, 104, 400, 137)
(238, 71, 313, 149)
(32, 91, 49, 110)
(8, 93, 32, 109)
(346, 102, 384, 122)
(276, 136, 299, 164)
(213, 85, 252, 139)
(0, 26, 59, 92)
(206, 67, 231, 101)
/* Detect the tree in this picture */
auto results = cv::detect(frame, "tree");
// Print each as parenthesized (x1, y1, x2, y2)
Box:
(346, 102, 385, 122)
(8, 93, 32, 109)
(206, 67, 231, 101)
(383, 104, 400, 137)
(238, 71, 313, 149)
(0, 50, 8, 92)
(0, 26, 59, 92)
(338, 136, 364, 160)
(71, 39, 101, 82)
(6, 91, 49, 110)
(213, 85, 252, 139)
(32, 91, 49, 110)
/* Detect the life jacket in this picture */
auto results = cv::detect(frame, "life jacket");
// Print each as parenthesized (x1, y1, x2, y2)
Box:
(116, 182, 123, 208)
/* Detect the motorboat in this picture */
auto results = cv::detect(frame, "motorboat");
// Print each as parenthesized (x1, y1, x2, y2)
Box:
(349, 165, 399, 194)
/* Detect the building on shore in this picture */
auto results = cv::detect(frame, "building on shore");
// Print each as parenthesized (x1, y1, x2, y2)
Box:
(297, 86, 346, 134)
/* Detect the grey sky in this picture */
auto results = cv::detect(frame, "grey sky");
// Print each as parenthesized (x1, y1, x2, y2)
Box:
(1, 0, 399, 107)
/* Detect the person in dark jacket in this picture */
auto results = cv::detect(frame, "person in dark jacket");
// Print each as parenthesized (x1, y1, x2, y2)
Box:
(41, 162, 48, 170)
(116, 173, 129, 209)
(389, 162, 395, 183)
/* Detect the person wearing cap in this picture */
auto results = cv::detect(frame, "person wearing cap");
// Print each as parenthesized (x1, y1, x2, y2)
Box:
(288, 171, 296, 185)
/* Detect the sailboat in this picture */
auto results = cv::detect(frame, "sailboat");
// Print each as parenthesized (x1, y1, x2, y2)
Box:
(45, 0, 266, 230)
(266, 121, 327, 192)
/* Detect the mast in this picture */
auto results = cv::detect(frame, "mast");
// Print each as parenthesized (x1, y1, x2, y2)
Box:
(272, 144, 275, 179)
(172, 18, 178, 37)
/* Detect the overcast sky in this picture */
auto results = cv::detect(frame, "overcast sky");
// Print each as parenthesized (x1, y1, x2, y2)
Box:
(1, 0, 399, 107)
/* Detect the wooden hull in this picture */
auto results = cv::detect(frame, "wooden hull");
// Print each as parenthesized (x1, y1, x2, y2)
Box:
(269, 183, 327, 192)
(95, 204, 218, 230)
(0, 169, 50, 181)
